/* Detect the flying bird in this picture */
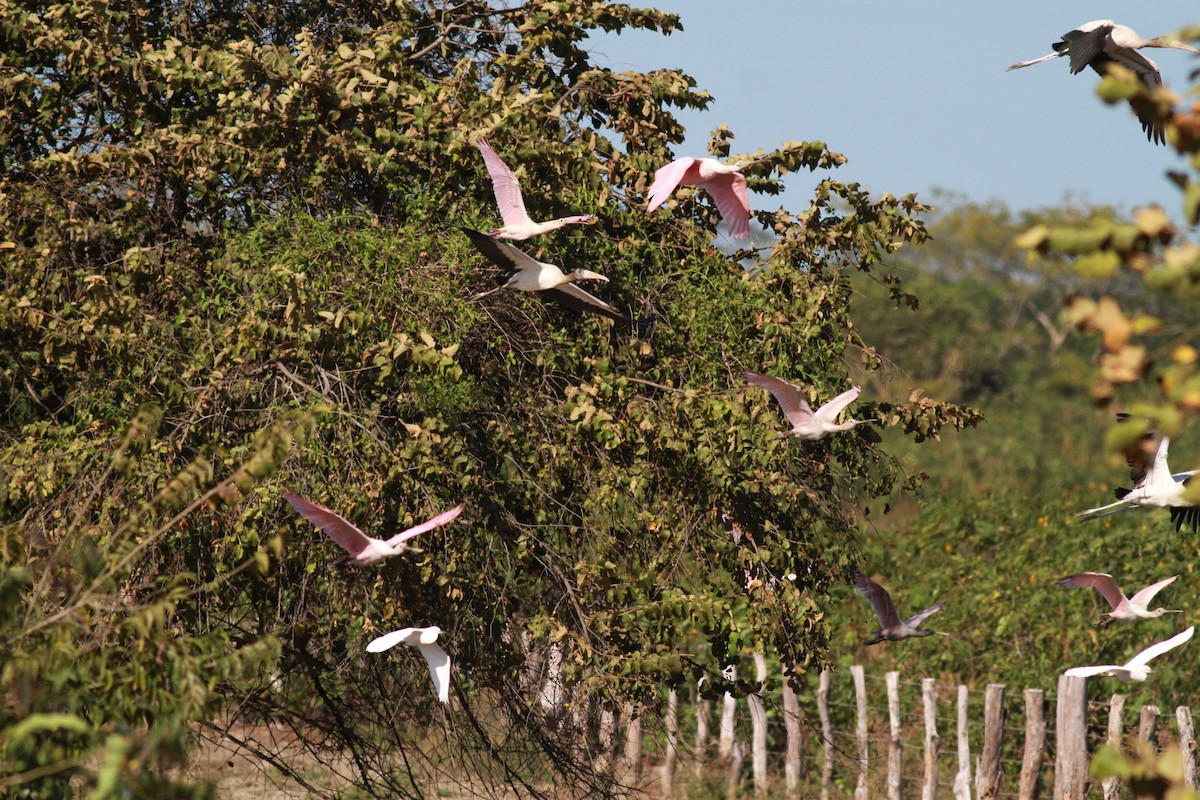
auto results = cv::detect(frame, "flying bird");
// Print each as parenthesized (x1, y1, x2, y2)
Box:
(1064, 626, 1195, 682)
(367, 626, 451, 703)
(853, 572, 944, 646)
(646, 157, 753, 239)
(285, 493, 464, 567)
(1007, 21, 1200, 144)
(462, 228, 632, 324)
(1057, 572, 1181, 624)
(474, 138, 596, 240)
(743, 372, 873, 440)
(1074, 429, 1200, 533)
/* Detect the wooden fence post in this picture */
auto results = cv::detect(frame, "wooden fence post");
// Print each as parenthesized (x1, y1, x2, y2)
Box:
(597, 706, 616, 773)
(539, 642, 565, 713)
(1178, 706, 1197, 788)
(921, 678, 939, 800)
(694, 684, 710, 776)
(887, 671, 902, 800)
(662, 689, 678, 799)
(1019, 688, 1045, 800)
(783, 670, 802, 798)
(1139, 705, 1160, 746)
(819, 670, 834, 800)
(727, 738, 744, 800)
(719, 665, 737, 760)
(977, 684, 1007, 800)
(1102, 694, 1125, 800)
(853, 664, 869, 800)
(621, 704, 642, 785)
(954, 685, 971, 800)
(750, 653, 768, 797)
(1054, 675, 1088, 800)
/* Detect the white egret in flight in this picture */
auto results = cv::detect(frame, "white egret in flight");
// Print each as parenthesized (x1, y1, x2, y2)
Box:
(1007, 21, 1200, 144)
(285, 493, 464, 567)
(367, 626, 451, 703)
(474, 138, 596, 240)
(853, 573, 944, 646)
(647, 157, 753, 239)
(1057, 572, 1181, 624)
(1064, 626, 1194, 682)
(743, 372, 872, 440)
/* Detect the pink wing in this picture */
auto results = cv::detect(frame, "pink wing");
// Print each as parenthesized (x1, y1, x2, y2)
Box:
(646, 158, 700, 213)
(744, 372, 815, 429)
(384, 503, 465, 547)
(1057, 572, 1126, 611)
(285, 493, 373, 555)
(1129, 575, 1178, 607)
(698, 172, 751, 239)
(475, 139, 531, 228)
(813, 385, 862, 423)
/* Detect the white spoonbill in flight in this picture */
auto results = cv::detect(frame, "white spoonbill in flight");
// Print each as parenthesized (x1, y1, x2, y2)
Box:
(1056, 572, 1181, 624)
(853, 573, 944, 646)
(1074, 429, 1200, 533)
(474, 138, 596, 240)
(463, 228, 631, 324)
(743, 372, 872, 440)
(1007, 21, 1200, 144)
(367, 626, 451, 704)
(285, 493, 464, 567)
(647, 157, 753, 239)
(1064, 626, 1194, 682)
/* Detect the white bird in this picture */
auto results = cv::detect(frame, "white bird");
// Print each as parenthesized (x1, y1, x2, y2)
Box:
(367, 626, 451, 703)
(474, 138, 596, 240)
(463, 228, 631, 323)
(285, 493, 464, 567)
(1064, 626, 1194, 682)
(853, 573, 944, 646)
(743, 372, 872, 440)
(1057, 572, 1181, 624)
(646, 157, 753, 239)
(1074, 430, 1200, 533)
(1007, 21, 1200, 144)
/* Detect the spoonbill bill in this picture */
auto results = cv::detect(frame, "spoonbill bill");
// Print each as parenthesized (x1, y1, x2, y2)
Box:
(285, 493, 464, 567)
(1074, 431, 1200, 533)
(1007, 21, 1200, 144)
(474, 138, 596, 240)
(367, 626, 451, 703)
(743, 372, 872, 440)
(1064, 626, 1194, 681)
(1056, 572, 1181, 624)
(647, 157, 753, 239)
(853, 572, 944, 646)
(463, 228, 630, 323)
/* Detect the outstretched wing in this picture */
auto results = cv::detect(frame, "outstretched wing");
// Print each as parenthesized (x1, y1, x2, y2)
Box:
(1128, 575, 1178, 608)
(286, 493, 373, 555)
(384, 503, 466, 547)
(1063, 664, 1122, 679)
(419, 642, 452, 704)
(813, 385, 862, 424)
(744, 372, 815, 430)
(698, 172, 751, 239)
(461, 228, 540, 275)
(1074, 496, 1134, 521)
(646, 158, 698, 212)
(543, 283, 631, 324)
(366, 627, 417, 653)
(1056, 572, 1126, 611)
(853, 572, 901, 629)
(904, 603, 944, 629)
(1127, 626, 1195, 669)
(475, 139, 532, 227)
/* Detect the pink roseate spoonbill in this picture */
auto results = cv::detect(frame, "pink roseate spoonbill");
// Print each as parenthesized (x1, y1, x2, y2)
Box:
(743, 372, 873, 440)
(1057, 572, 1181, 625)
(853, 573, 944, 646)
(462, 228, 631, 324)
(1074, 431, 1200, 533)
(1007, 21, 1200, 144)
(284, 493, 464, 567)
(474, 138, 596, 240)
(367, 626, 451, 703)
(1064, 626, 1195, 682)
(646, 157, 753, 239)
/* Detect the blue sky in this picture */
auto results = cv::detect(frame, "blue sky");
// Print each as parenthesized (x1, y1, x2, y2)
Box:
(587, 3, 1200, 215)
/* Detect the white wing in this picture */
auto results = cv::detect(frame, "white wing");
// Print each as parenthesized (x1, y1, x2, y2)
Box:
(366, 627, 417, 653)
(1063, 665, 1124, 679)
(419, 642, 452, 704)
(1128, 575, 1177, 608)
(814, 385, 862, 423)
(1126, 626, 1195, 669)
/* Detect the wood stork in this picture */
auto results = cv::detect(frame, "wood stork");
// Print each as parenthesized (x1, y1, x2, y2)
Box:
(367, 626, 451, 703)
(285, 493, 464, 567)
(474, 138, 596, 240)
(743, 372, 873, 440)
(1007, 21, 1200, 144)
(853, 572, 944, 646)
(1074, 429, 1200, 533)
(1064, 626, 1194, 682)
(462, 228, 632, 323)
(647, 157, 753, 239)
(1056, 572, 1181, 624)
